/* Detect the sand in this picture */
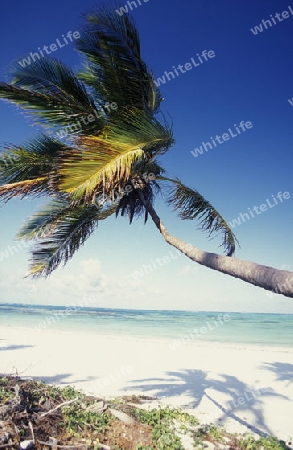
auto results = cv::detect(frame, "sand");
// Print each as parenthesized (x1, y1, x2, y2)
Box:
(0, 325, 292, 441)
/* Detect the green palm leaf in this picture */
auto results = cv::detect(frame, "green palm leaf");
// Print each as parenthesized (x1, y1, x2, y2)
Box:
(0, 59, 105, 133)
(11, 58, 94, 107)
(26, 202, 116, 277)
(115, 158, 164, 223)
(57, 107, 173, 203)
(17, 198, 75, 240)
(0, 136, 66, 201)
(165, 178, 238, 256)
(130, 158, 166, 180)
(77, 6, 162, 113)
(116, 180, 158, 224)
(105, 110, 174, 157)
(0, 136, 65, 182)
(0, 178, 48, 202)
(58, 137, 146, 203)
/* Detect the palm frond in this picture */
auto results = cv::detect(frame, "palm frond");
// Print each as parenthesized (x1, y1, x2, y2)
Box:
(18, 197, 118, 242)
(0, 59, 105, 134)
(58, 136, 146, 203)
(116, 181, 157, 224)
(131, 158, 166, 179)
(166, 178, 238, 256)
(17, 198, 73, 240)
(77, 5, 163, 113)
(56, 106, 173, 203)
(0, 178, 48, 202)
(11, 58, 94, 107)
(105, 109, 174, 157)
(0, 136, 68, 201)
(26, 204, 101, 277)
(0, 135, 66, 184)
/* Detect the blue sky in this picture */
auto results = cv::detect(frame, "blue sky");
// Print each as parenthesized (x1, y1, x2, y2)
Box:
(0, 0, 293, 313)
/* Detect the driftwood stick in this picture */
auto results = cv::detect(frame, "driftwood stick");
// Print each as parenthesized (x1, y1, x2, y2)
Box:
(40, 397, 79, 418)
(37, 440, 88, 449)
(28, 420, 35, 443)
(0, 444, 17, 449)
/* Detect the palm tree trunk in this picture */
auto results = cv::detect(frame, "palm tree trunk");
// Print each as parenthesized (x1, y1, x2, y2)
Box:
(138, 190, 293, 298)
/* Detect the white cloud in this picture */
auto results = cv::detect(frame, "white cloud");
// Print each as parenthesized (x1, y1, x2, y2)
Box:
(48, 258, 109, 296)
(0, 257, 165, 309)
(0, 258, 109, 305)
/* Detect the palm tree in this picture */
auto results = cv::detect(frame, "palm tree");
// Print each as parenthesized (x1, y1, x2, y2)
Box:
(0, 5, 292, 297)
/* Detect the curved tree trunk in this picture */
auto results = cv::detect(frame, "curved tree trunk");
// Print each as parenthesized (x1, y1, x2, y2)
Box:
(141, 194, 293, 298)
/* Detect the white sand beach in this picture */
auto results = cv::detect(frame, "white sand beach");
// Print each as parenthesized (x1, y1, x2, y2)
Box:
(0, 325, 292, 442)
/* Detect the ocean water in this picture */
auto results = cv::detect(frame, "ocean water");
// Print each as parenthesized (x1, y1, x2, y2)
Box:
(0, 303, 292, 348)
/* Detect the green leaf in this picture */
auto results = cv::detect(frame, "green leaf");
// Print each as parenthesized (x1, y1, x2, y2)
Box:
(26, 203, 103, 277)
(0, 59, 104, 134)
(0, 136, 67, 201)
(116, 181, 157, 224)
(17, 198, 73, 240)
(166, 178, 238, 256)
(59, 136, 146, 203)
(77, 6, 163, 113)
(0, 178, 48, 202)
(0, 135, 65, 184)
(105, 110, 174, 157)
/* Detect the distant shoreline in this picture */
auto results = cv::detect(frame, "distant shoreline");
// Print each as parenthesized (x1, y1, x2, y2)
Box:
(1, 304, 292, 348)
(1, 302, 293, 315)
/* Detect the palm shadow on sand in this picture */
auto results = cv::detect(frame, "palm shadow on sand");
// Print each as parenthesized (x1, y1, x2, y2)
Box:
(125, 369, 288, 437)
(28, 374, 100, 385)
(0, 345, 34, 351)
(261, 362, 293, 386)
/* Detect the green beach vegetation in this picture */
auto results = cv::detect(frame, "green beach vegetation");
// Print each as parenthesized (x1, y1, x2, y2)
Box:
(0, 376, 290, 450)
(0, 4, 292, 297)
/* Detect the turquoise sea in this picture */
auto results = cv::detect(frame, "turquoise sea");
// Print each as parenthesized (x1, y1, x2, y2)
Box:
(0, 303, 292, 348)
